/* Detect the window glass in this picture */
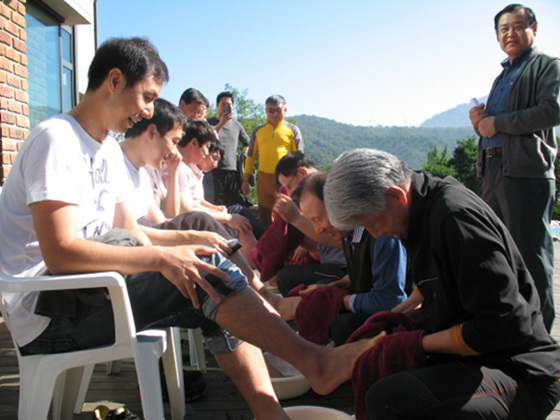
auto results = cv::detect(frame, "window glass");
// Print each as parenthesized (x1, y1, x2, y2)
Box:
(62, 67, 74, 113)
(26, 2, 62, 128)
(61, 28, 73, 63)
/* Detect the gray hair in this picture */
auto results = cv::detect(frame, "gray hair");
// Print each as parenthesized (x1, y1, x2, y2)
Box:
(266, 95, 286, 106)
(324, 148, 412, 231)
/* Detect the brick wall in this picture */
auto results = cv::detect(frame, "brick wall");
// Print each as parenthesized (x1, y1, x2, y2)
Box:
(1, 0, 29, 186)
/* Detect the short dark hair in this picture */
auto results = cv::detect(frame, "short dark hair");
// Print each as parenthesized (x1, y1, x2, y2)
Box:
(275, 151, 315, 177)
(178, 119, 217, 148)
(274, 151, 316, 191)
(266, 95, 286, 106)
(292, 171, 327, 203)
(179, 88, 209, 107)
(125, 98, 187, 138)
(208, 139, 225, 159)
(494, 4, 537, 30)
(216, 91, 234, 105)
(87, 37, 168, 91)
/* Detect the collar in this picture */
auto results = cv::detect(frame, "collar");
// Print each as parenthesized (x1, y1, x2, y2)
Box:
(501, 45, 534, 69)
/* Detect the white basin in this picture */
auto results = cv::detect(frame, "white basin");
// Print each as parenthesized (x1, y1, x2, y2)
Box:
(284, 405, 354, 419)
(263, 352, 311, 400)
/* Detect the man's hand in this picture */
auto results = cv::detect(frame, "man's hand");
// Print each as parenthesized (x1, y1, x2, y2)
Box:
(273, 193, 302, 224)
(298, 283, 331, 296)
(291, 245, 308, 261)
(187, 230, 231, 255)
(469, 103, 488, 129)
(226, 213, 252, 233)
(164, 150, 182, 174)
(241, 180, 251, 196)
(477, 116, 497, 138)
(159, 245, 230, 308)
(215, 110, 233, 133)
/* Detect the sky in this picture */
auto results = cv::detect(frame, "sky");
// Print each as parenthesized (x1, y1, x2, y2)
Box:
(97, 0, 560, 127)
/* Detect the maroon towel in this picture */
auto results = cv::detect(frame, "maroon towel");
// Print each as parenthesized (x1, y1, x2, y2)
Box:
(287, 283, 307, 297)
(346, 311, 416, 344)
(249, 187, 306, 281)
(294, 286, 348, 345)
(347, 312, 426, 420)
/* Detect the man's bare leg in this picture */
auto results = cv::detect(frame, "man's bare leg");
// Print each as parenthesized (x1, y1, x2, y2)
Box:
(228, 252, 300, 320)
(215, 342, 289, 420)
(214, 287, 377, 395)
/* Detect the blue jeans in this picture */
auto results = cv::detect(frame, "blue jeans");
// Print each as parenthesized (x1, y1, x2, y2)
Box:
(366, 361, 560, 419)
(20, 252, 248, 356)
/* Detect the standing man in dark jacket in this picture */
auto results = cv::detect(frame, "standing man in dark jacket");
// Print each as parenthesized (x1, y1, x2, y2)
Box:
(469, 3, 560, 332)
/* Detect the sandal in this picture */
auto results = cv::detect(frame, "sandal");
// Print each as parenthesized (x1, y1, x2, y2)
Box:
(93, 405, 140, 420)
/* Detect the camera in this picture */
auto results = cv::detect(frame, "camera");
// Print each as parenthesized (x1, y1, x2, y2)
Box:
(223, 105, 232, 114)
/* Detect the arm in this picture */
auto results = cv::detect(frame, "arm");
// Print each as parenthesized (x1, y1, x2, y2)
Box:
(293, 125, 304, 152)
(160, 152, 182, 219)
(242, 129, 258, 195)
(273, 193, 342, 249)
(214, 112, 233, 133)
(30, 200, 229, 307)
(346, 236, 408, 313)
(494, 57, 560, 135)
(391, 287, 423, 316)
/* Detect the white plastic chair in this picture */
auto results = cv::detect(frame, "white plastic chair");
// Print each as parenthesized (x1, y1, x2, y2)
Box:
(0, 271, 185, 420)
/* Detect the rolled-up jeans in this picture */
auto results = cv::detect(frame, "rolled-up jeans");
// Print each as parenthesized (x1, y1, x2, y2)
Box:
(20, 252, 248, 356)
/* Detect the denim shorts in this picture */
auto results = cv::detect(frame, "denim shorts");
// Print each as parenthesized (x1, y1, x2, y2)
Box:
(20, 251, 248, 356)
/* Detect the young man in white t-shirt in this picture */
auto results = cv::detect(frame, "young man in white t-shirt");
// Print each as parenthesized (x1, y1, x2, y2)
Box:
(0, 37, 377, 419)
(121, 98, 296, 317)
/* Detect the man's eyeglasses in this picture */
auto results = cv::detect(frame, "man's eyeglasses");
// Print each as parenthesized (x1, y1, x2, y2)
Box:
(266, 107, 284, 114)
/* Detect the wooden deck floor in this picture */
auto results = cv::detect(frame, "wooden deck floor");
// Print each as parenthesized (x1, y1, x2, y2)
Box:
(2, 240, 560, 419)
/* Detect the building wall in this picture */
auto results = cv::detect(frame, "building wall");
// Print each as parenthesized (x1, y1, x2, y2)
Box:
(0, 0, 95, 186)
(1, 0, 28, 186)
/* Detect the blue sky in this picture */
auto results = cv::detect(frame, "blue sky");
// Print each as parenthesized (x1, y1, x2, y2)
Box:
(97, 0, 560, 127)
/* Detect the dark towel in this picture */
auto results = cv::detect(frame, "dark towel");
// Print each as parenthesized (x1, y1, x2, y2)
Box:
(347, 311, 426, 420)
(346, 311, 416, 343)
(294, 286, 348, 345)
(249, 187, 306, 281)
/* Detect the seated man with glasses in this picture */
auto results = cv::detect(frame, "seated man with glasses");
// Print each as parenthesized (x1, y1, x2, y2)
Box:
(241, 95, 304, 226)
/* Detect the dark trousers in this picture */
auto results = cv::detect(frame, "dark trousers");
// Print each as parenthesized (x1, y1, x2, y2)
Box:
(366, 361, 560, 419)
(482, 156, 555, 331)
(213, 169, 241, 207)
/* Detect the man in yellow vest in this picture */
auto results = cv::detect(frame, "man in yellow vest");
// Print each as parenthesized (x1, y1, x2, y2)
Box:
(242, 95, 303, 225)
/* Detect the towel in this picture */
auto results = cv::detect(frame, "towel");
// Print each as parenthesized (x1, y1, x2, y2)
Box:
(249, 186, 307, 281)
(294, 286, 348, 345)
(347, 311, 426, 420)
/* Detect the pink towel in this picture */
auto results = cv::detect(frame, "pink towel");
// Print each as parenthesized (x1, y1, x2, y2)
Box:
(294, 286, 348, 345)
(347, 311, 426, 420)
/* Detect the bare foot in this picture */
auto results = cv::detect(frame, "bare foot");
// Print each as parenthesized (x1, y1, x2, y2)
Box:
(276, 296, 301, 321)
(305, 331, 387, 395)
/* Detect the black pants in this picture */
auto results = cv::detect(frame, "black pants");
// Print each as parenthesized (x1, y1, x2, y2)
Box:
(366, 361, 560, 419)
(213, 169, 241, 207)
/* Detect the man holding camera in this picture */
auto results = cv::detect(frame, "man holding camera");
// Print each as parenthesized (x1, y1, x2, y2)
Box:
(207, 91, 251, 206)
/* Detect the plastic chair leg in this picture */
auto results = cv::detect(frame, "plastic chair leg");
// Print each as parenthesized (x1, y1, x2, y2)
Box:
(136, 332, 166, 420)
(161, 327, 185, 420)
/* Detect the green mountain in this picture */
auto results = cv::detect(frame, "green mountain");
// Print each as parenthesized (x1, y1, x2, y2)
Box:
(292, 115, 474, 170)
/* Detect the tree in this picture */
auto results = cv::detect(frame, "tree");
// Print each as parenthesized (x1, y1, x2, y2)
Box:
(449, 136, 481, 195)
(421, 145, 456, 178)
(222, 83, 266, 136)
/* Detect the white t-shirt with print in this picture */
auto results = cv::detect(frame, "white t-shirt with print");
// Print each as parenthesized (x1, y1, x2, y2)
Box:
(0, 114, 129, 346)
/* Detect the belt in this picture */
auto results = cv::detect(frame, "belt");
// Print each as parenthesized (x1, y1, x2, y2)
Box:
(484, 147, 502, 158)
